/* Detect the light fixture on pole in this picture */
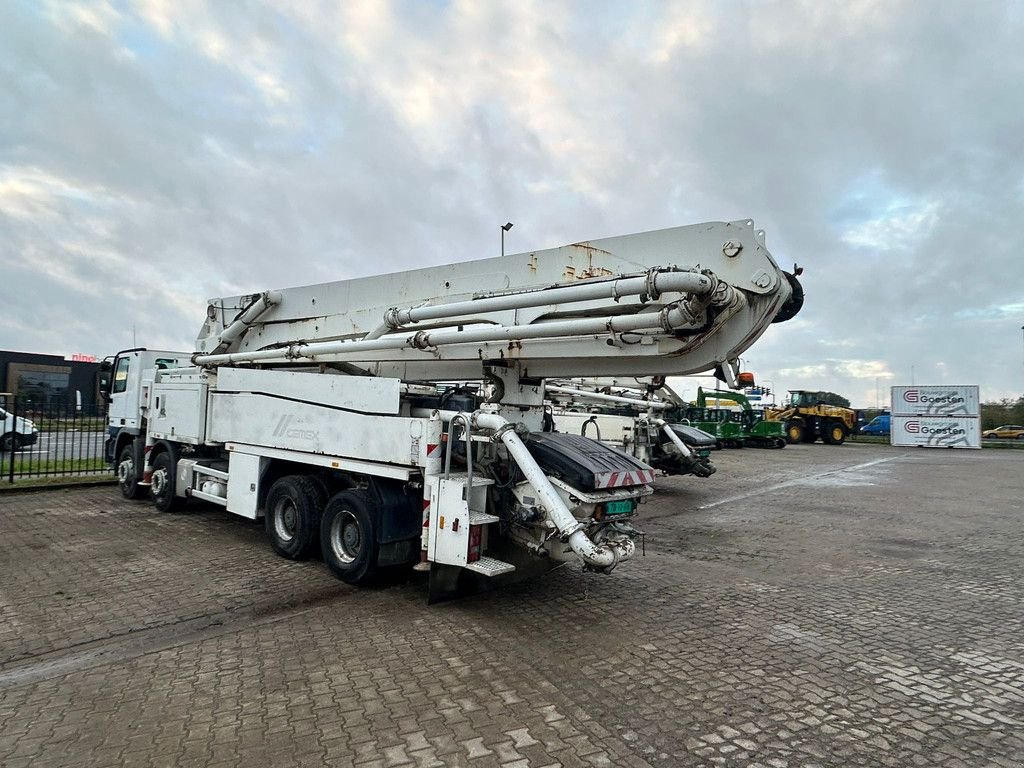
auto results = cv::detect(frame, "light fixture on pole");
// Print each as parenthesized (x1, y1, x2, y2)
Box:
(501, 222, 513, 257)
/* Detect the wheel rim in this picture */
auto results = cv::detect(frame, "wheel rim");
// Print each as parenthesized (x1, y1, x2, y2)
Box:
(832, 426, 843, 441)
(118, 457, 134, 487)
(788, 426, 800, 440)
(273, 498, 298, 542)
(152, 467, 168, 499)
(330, 510, 361, 565)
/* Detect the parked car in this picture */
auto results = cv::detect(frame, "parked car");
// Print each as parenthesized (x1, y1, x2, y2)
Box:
(981, 424, 1024, 439)
(0, 406, 39, 452)
(859, 414, 890, 436)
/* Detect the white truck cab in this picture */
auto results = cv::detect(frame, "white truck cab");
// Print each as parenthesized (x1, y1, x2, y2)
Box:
(104, 348, 191, 494)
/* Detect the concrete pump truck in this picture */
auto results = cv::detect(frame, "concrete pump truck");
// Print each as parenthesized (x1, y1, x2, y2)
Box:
(106, 220, 802, 599)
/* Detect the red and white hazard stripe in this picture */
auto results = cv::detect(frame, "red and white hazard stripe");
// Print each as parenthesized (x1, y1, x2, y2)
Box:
(593, 468, 656, 489)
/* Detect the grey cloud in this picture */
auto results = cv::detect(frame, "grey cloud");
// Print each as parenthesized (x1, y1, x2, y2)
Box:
(0, 1, 1021, 404)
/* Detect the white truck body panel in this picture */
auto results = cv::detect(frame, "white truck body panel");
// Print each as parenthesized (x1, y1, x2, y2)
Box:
(225, 452, 266, 519)
(149, 380, 209, 444)
(207, 392, 427, 468)
(226, 442, 414, 481)
(215, 367, 401, 415)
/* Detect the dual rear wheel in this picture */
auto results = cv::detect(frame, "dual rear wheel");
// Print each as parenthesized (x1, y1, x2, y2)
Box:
(264, 476, 381, 586)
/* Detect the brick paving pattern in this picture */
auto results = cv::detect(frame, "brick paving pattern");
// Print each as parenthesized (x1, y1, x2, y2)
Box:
(1, 444, 1022, 766)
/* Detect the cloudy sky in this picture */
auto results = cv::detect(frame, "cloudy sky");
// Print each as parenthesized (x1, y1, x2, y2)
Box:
(1, 0, 1022, 407)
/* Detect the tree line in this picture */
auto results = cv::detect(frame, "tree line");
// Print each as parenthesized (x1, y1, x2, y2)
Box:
(981, 396, 1024, 429)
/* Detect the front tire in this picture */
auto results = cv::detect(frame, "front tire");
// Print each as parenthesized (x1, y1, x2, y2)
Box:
(117, 444, 145, 500)
(265, 476, 326, 560)
(321, 489, 381, 586)
(150, 451, 182, 512)
(785, 420, 805, 444)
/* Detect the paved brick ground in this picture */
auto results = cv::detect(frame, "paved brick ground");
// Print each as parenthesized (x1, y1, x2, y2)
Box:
(1, 443, 1022, 767)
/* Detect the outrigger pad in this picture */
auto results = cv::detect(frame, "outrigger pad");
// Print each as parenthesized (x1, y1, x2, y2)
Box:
(525, 432, 655, 492)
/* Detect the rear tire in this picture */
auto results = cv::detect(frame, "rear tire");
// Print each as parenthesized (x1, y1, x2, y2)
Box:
(265, 476, 326, 560)
(150, 451, 182, 512)
(0, 433, 15, 452)
(117, 444, 146, 500)
(321, 489, 381, 586)
(823, 422, 848, 445)
(785, 421, 805, 444)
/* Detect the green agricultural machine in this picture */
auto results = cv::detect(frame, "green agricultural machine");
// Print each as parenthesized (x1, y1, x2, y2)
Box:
(676, 388, 787, 449)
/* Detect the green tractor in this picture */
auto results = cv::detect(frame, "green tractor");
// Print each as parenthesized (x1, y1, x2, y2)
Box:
(675, 387, 787, 449)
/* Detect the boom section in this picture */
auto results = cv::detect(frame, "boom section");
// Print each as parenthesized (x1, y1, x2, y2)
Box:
(194, 220, 796, 380)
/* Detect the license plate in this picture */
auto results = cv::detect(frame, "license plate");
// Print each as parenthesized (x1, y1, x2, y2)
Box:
(605, 500, 634, 515)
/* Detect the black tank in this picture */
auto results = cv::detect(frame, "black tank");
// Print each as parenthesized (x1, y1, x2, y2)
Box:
(525, 432, 655, 491)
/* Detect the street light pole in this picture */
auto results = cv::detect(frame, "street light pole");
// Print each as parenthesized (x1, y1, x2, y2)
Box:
(501, 222, 513, 257)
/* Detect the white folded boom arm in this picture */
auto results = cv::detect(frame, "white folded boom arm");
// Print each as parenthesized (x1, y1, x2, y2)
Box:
(193, 220, 798, 381)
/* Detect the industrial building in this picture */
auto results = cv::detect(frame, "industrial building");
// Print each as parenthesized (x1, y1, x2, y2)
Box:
(0, 350, 107, 414)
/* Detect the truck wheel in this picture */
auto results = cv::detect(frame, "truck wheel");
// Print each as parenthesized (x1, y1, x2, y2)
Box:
(785, 421, 804, 444)
(150, 451, 182, 512)
(321, 489, 380, 586)
(265, 476, 325, 560)
(117, 444, 146, 500)
(823, 422, 848, 445)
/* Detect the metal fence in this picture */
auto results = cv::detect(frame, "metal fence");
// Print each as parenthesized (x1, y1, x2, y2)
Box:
(0, 395, 111, 483)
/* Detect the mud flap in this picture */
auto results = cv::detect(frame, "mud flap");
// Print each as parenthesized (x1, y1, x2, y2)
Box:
(427, 564, 489, 604)
(425, 548, 557, 603)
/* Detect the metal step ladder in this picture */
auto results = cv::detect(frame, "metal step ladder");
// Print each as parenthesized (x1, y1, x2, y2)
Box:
(427, 415, 515, 576)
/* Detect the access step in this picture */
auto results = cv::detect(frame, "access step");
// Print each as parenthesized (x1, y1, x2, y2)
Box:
(469, 510, 500, 525)
(464, 556, 516, 577)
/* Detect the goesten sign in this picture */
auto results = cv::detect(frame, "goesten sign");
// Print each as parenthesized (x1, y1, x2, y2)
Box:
(891, 385, 979, 417)
(891, 416, 981, 449)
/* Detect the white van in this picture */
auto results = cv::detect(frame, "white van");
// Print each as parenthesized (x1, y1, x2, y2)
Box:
(0, 403, 39, 452)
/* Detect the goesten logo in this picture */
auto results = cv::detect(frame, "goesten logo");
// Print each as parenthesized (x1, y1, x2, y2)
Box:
(904, 421, 965, 436)
(902, 389, 965, 405)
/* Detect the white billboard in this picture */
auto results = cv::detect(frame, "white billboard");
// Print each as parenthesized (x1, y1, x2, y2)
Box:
(891, 416, 981, 449)
(890, 386, 980, 449)
(891, 385, 980, 417)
